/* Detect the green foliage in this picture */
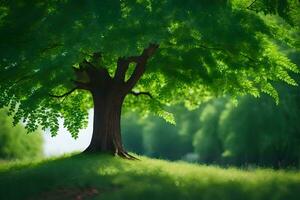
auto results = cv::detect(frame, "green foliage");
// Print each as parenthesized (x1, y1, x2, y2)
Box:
(193, 100, 225, 163)
(0, 0, 299, 136)
(123, 77, 300, 167)
(121, 105, 200, 160)
(1, 154, 300, 200)
(0, 109, 43, 160)
(237, 0, 300, 26)
(142, 116, 189, 160)
(121, 114, 145, 154)
(193, 78, 300, 168)
(122, 113, 193, 160)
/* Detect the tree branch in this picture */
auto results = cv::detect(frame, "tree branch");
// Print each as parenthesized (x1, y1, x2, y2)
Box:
(72, 80, 91, 90)
(91, 52, 102, 63)
(199, 44, 261, 65)
(129, 91, 153, 98)
(49, 87, 78, 98)
(114, 43, 159, 83)
(125, 43, 159, 90)
(79, 59, 112, 85)
(114, 57, 130, 82)
(247, 0, 257, 9)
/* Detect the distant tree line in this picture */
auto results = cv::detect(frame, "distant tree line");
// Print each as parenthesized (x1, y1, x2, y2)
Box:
(122, 76, 300, 168)
(0, 109, 43, 160)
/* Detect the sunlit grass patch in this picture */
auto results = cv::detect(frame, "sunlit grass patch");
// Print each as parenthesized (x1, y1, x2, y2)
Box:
(0, 154, 300, 200)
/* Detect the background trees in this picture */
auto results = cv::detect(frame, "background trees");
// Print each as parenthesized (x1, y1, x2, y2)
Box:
(122, 67, 300, 168)
(0, 109, 43, 160)
(122, 81, 300, 168)
(195, 80, 300, 168)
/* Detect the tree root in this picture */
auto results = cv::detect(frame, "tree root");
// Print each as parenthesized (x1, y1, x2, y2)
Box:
(82, 146, 139, 160)
(117, 150, 139, 160)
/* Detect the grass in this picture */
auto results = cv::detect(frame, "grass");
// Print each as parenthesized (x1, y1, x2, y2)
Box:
(0, 154, 300, 200)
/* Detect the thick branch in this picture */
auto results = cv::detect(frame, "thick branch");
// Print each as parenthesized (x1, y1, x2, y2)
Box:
(49, 87, 78, 98)
(125, 43, 159, 90)
(114, 57, 130, 82)
(73, 66, 88, 82)
(129, 91, 153, 98)
(92, 52, 102, 62)
(72, 80, 91, 90)
(114, 43, 159, 83)
(80, 60, 112, 85)
(72, 66, 84, 72)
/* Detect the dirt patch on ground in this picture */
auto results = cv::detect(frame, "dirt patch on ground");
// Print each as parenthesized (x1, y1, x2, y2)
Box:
(32, 187, 100, 200)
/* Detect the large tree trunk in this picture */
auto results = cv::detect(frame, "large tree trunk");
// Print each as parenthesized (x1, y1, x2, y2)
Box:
(76, 44, 159, 159)
(84, 91, 123, 153)
(84, 90, 137, 159)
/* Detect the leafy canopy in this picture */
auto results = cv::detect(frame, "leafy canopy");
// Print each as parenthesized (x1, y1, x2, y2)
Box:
(0, 0, 299, 137)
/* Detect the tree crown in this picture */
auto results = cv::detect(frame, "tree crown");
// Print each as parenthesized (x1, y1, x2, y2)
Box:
(0, 0, 299, 137)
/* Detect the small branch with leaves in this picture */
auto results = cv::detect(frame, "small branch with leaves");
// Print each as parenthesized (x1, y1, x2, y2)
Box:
(49, 87, 78, 98)
(247, 0, 257, 10)
(129, 91, 153, 98)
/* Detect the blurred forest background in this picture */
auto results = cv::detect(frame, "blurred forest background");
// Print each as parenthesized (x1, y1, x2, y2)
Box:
(121, 52, 300, 169)
(0, 109, 43, 161)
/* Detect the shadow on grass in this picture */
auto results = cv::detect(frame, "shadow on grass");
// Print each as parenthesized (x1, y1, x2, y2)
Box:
(0, 154, 300, 200)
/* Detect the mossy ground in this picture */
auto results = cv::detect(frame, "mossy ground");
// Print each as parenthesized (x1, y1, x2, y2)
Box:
(0, 153, 300, 200)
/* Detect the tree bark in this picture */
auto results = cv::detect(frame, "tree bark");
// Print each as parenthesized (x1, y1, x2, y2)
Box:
(84, 91, 125, 154)
(83, 87, 137, 159)
(80, 44, 158, 159)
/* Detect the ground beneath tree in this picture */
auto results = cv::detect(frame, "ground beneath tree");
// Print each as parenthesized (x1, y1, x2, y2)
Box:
(0, 154, 300, 200)
(32, 187, 99, 200)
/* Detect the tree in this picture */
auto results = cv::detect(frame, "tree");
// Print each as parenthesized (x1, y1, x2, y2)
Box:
(121, 113, 145, 155)
(193, 99, 225, 164)
(0, 0, 299, 157)
(219, 92, 300, 168)
(192, 73, 300, 168)
(0, 109, 43, 160)
(121, 105, 199, 160)
(142, 115, 193, 160)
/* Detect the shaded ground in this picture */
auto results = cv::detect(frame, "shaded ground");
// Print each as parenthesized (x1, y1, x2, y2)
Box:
(31, 187, 99, 200)
(0, 154, 300, 200)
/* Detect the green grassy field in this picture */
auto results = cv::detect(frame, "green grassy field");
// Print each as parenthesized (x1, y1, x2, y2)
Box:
(0, 154, 300, 200)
